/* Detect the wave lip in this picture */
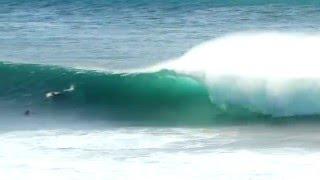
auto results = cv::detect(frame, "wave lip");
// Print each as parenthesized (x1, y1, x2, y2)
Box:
(3, 32, 320, 124)
(157, 32, 320, 79)
(153, 32, 320, 117)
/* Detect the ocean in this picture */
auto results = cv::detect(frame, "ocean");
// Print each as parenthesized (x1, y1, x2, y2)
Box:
(1, 0, 320, 179)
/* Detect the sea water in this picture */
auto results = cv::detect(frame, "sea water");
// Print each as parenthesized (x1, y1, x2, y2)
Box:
(1, 0, 320, 179)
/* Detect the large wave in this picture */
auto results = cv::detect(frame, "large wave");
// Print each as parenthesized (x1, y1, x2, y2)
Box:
(153, 32, 320, 117)
(2, 32, 320, 125)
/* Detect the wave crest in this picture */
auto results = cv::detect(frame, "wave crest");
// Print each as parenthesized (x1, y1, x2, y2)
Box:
(154, 32, 320, 116)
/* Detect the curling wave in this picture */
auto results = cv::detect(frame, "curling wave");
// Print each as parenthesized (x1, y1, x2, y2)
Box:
(2, 32, 320, 124)
(153, 32, 320, 117)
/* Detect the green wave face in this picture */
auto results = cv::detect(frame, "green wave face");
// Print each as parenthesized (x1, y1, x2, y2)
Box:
(0, 62, 209, 125)
(0, 62, 273, 125)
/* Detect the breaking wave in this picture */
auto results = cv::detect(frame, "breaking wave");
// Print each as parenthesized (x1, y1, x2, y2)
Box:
(2, 33, 320, 125)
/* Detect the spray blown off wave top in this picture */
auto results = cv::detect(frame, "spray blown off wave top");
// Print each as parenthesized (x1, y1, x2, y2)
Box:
(2, 33, 320, 125)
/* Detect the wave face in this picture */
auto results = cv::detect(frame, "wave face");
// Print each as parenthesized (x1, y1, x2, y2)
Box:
(0, 62, 270, 125)
(153, 33, 320, 118)
(0, 62, 214, 124)
(3, 33, 320, 125)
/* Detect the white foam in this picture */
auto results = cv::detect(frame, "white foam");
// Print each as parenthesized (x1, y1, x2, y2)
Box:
(1, 127, 320, 180)
(150, 32, 320, 116)
(154, 32, 320, 79)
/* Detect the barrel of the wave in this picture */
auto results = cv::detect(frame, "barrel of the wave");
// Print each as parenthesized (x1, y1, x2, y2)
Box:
(155, 33, 320, 120)
(0, 62, 218, 125)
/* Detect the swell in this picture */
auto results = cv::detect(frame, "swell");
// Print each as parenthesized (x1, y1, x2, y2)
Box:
(2, 60, 320, 125)
(4, 32, 320, 125)
(0, 62, 273, 125)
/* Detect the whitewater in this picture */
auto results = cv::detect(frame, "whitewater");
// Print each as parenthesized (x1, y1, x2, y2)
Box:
(2, 33, 320, 179)
(154, 32, 320, 117)
(2, 1, 320, 179)
(3, 33, 320, 123)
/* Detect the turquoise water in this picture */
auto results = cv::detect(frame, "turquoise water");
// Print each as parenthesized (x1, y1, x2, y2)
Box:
(2, 1, 320, 179)
(1, 1, 320, 124)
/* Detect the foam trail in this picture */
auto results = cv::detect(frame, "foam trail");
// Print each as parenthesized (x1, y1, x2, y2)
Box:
(153, 32, 320, 116)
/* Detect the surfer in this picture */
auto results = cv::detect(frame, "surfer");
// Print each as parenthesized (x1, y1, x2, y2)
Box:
(24, 110, 31, 116)
(46, 91, 63, 98)
(46, 85, 75, 100)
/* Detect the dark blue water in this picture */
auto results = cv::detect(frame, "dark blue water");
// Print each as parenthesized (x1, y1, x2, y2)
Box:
(2, 2, 320, 179)
(1, 0, 320, 69)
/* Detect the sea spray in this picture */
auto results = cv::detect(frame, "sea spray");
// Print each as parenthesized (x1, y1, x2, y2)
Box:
(2, 33, 320, 124)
